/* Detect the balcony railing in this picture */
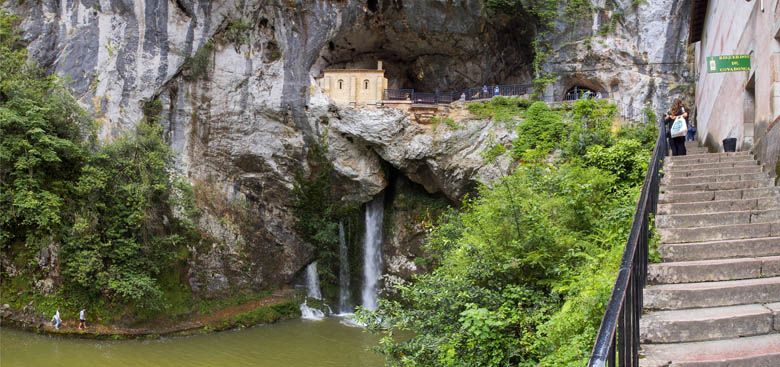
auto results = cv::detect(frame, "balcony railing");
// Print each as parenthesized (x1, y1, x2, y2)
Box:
(587, 118, 666, 367)
(383, 83, 533, 104)
(383, 89, 414, 101)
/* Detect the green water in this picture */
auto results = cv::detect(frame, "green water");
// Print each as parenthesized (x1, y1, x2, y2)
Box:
(0, 318, 383, 367)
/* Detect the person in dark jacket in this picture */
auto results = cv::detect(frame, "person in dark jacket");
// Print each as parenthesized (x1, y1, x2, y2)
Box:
(665, 99, 689, 156)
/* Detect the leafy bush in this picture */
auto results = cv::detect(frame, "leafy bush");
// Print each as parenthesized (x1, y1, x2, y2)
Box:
(61, 123, 184, 309)
(183, 40, 214, 80)
(221, 19, 252, 48)
(1, 13, 92, 247)
(585, 139, 649, 185)
(563, 98, 616, 157)
(292, 140, 360, 287)
(1, 11, 200, 313)
(467, 96, 531, 124)
(361, 163, 633, 366)
(511, 101, 564, 160)
(361, 97, 659, 366)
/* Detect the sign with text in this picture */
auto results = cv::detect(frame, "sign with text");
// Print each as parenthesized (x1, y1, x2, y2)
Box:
(706, 55, 751, 73)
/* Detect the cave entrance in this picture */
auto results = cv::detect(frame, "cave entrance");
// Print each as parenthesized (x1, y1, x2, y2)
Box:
(314, 3, 537, 94)
(564, 86, 606, 101)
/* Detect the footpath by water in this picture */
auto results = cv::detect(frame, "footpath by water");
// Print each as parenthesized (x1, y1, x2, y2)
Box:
(0, 318, 382, 367)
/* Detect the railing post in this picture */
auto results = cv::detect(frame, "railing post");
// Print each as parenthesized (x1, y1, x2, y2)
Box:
(587, 117, 666, 367)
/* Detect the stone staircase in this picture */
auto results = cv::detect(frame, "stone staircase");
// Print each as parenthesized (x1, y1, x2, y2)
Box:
(640, 142, 780, 366)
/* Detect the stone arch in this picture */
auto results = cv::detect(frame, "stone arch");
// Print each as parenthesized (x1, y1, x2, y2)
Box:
(338, 79, 344, 89)
(363, 79, 370, 90)
(560, 75, 607, 101)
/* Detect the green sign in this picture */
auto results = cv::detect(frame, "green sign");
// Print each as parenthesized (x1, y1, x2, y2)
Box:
(706, 55, 751, 73)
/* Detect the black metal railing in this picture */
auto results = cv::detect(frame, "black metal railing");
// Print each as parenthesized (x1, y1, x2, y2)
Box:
(411, 92, 438, 104)
(383, 83, 532, 104)
(563, 90, 610, 101)
(587, 118, 666, 367)
(384, 88, 414, 101)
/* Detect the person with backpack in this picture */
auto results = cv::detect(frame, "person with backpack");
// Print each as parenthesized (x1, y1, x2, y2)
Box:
(665, 98, 689, 156)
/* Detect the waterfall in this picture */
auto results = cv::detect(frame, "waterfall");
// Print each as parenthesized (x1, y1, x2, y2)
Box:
(300, 262, 325, 320)
(305, 262, 323, 300)
(300, 301, 325, 321)
(361, 195, 384, 311)
(338, 222, 353, 314)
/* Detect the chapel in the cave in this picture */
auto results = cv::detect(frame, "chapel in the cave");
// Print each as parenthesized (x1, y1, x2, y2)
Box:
(317, 61, 389, 106)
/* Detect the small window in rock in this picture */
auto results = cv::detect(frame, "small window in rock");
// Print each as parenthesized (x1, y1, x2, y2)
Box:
(363, 80, 370, 89)
(338, 79, 344, 89)
(367, 0, 378, 12)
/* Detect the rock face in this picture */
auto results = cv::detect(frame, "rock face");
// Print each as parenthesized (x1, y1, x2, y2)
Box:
(543, 0, 693, 119)
(4, 0, 692, 297)
(320, 103, 515, 202)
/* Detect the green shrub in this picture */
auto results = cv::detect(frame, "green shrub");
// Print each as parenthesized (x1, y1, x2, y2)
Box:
(184, 41, 214, 80)
(512, 101, 564, 160)
(221, 19, 252, 48)
(360, 99, 658, 366)
(467, 96, 530, 124)
(0, 11, 201, 314)
(584, 139, 649, 185)
(563, 99, 616, 157)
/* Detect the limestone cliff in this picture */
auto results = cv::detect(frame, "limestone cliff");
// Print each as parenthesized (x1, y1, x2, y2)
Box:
(543, 0, 693, 118)
(4, 0, 691, 297)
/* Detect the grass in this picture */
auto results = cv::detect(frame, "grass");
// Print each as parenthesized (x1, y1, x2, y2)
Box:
(466, 96, 532, 124)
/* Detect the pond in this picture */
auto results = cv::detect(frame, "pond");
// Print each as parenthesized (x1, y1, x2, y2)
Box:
(0, 318, 383, 367)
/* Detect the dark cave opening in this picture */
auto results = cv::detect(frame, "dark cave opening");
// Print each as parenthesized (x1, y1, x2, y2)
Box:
(315, 2, 538, 93)
(367, 0, 379, 13)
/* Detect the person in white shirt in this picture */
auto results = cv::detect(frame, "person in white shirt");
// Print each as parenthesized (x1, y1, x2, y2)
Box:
(78, 309, 86, 330)
(51, 309, 61, 329)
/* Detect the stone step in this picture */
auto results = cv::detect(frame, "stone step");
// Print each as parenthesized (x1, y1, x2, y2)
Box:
(664, 151, 753, 162)
(666, 150, 751, 159)
(659, 237, 780, 262)
(674, 150, 711, 156)
(667, 152, 752, 164)
(664, 164, 765, 178)
(657, 198, 779, 216)
(640, 304, 775, 344)
(664, 160, 759, 172)
(647, 256, 780, 284)
(656, 209, 780, 228)
(658, 186, 780, 204)
(661, 178, 775, 193)
(659, 221, 780, 244)
(644, 276, 780, 310)
(662, 172, 771, 186)
(639, 333, 780, 367)
(678, 147, 710, 157)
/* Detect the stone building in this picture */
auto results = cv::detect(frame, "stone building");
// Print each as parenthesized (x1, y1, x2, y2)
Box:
(318, 61, 389, 105)
(689, 0, 780, 174)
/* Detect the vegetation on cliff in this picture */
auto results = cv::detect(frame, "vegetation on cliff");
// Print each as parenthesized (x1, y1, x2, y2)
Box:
(360, 98, 656, 366)
(0, 12, 206, 321)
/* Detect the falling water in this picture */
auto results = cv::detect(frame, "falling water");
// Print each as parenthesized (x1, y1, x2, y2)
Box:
(338, 222, 353, 314)
(301, 262, 325, 320)
(305, 262, 323, 300)
(361, 195, 384, 311)
(300, 301, 326, 321)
